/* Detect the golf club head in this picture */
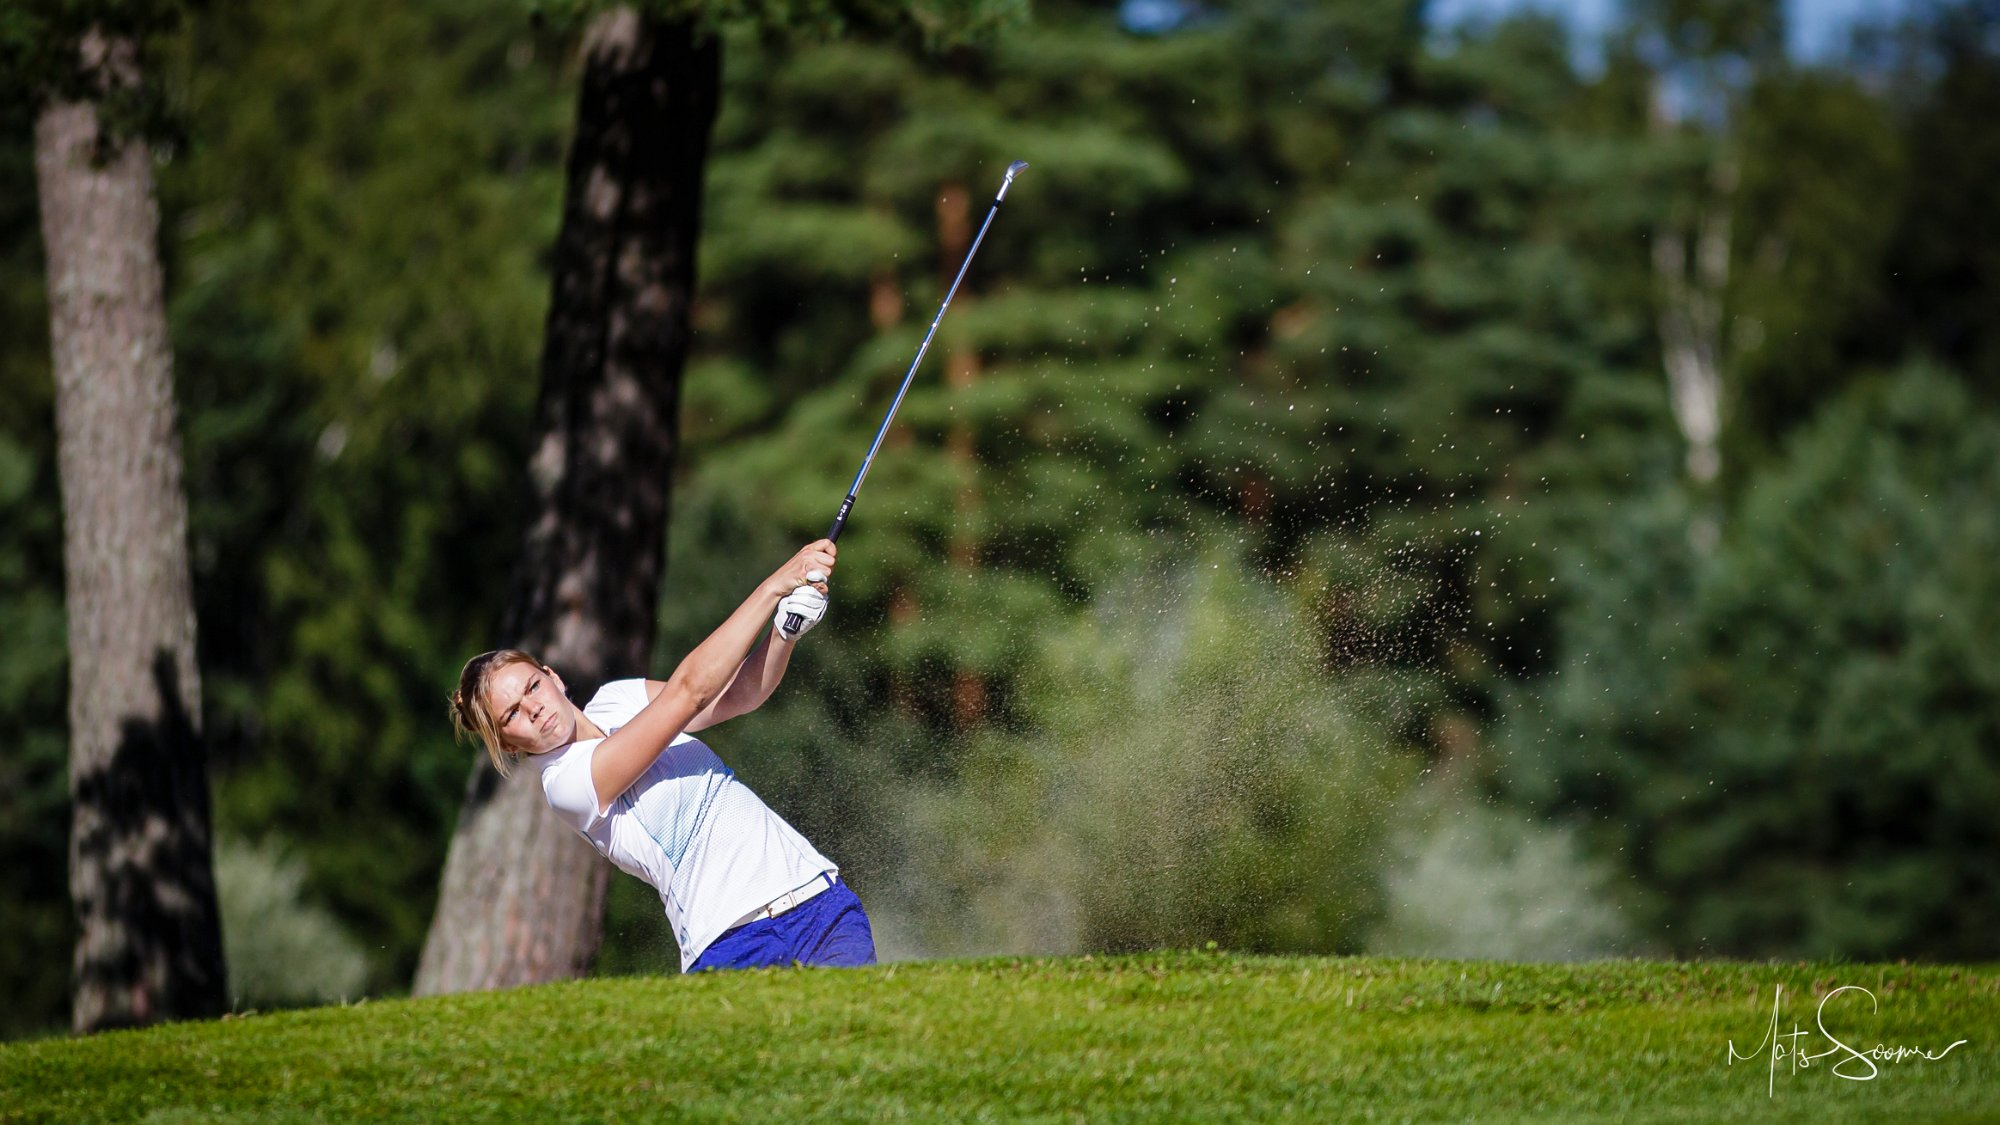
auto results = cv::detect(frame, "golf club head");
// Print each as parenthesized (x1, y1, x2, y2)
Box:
(997, 159, 1029, 202)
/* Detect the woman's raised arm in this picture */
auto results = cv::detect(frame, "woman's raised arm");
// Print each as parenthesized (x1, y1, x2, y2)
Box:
(585, 540, 834, 813)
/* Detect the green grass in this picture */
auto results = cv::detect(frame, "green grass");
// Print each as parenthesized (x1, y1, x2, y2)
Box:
(2, 955, 1995, 1122)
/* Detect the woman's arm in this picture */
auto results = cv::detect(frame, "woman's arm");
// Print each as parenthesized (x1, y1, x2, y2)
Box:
(679, 622, 798, 732)
(585, 540, 834, 813)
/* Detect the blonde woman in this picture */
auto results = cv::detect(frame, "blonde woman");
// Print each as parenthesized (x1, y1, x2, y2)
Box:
(450, 539, 874, 971)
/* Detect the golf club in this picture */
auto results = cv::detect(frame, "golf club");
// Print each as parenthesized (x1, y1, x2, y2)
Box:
(784, 159, 1029, 637)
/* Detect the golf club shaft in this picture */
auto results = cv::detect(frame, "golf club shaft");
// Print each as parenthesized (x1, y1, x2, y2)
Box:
(828, 160, 1027, 544)
(783, 160, 1027, 637)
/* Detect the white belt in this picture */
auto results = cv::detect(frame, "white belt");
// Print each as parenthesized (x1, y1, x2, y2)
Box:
(731, 872, 835, 930)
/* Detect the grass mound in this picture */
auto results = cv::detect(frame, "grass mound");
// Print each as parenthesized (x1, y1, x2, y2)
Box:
(2, 954, 1994, 1122)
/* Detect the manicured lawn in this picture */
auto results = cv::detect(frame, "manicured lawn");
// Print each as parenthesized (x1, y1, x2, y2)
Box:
(2, 954, 1994, 1122)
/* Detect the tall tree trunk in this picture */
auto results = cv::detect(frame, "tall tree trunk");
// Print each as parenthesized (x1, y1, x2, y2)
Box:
(1652, 180, 1731, 488)
(1650, 81, 1732, 493)
(415, 7, 720, 996)
(34, 30, 226, 1034)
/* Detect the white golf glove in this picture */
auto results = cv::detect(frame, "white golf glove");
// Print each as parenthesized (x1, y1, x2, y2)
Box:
(775, 585, 828, 641)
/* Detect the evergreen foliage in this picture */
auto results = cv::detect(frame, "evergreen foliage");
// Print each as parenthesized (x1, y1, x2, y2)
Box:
(675, 0, 1661, 721)
(0, 0, 196, 131)
(157, 0, 574, 989)
(1505, 366, 2000, 959)
(0, 116, 70, 1042)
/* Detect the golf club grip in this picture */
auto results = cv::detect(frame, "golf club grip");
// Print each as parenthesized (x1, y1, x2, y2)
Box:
(784, 494, 857, 636)
(826, 494, 855, 544)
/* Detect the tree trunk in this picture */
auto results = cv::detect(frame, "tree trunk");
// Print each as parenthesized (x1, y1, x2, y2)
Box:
(1652, 184, 1730, 488)
(415, 7, 720, 996)
(1650, 80, 1732, 492)
(34, 30, 226, 1034)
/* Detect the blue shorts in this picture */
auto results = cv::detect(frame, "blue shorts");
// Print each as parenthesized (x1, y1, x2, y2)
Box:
(689, 877, 876, 972)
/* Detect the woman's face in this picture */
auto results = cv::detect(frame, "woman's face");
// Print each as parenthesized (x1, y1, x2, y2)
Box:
(482, 661, 576, 755)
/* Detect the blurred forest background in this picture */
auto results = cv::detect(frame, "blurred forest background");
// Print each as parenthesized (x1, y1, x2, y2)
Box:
(4, 0, 1997, 1037)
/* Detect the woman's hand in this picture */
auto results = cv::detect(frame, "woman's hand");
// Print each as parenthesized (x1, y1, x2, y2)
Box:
(766, 539, 836, 599)
(774, 586, 828, 641)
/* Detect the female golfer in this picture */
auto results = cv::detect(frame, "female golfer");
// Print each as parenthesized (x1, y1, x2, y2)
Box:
(449, 539, 874, 972)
